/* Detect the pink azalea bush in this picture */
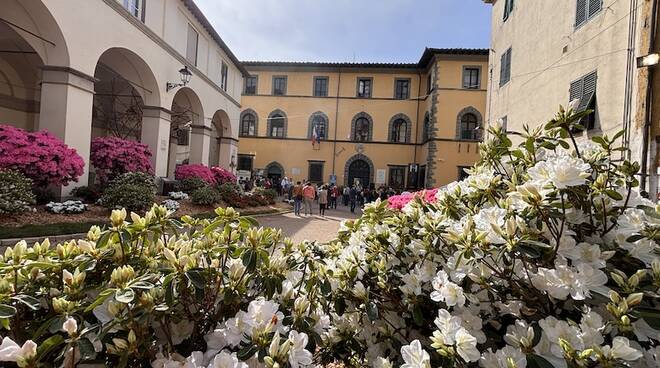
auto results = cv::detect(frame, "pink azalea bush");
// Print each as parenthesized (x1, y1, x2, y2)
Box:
(90, 136, 153, 183)
(175, 164, 216, 184)
(0, 124, 84, 187)
(211, 166, 237, 185)
(387, 188, 438, 210)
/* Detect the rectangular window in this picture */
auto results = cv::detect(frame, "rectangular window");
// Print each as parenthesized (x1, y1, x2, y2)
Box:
(463, 67, 481, 89)
(569, 71, 598, 131)
(237, 155, 254, 171)
(576, 0, 603, 28)
(313, 77, 328, 97)
(389, 166, 406, 189)
(499, 48, 512, 87)
(244, 76, 257, 95)
(272, 76, 287, 96)
(427, 72, 434, 94)
(308, 162, 324, 183)
(357, 78, 372, 98)
(394, 79, 410, 99)
(122, 0, 143, 20)
(220, 62, 228, 91)
(186, 24, 199, 66)
(418, 165, 427, 189)
(503, 0, 514, 21)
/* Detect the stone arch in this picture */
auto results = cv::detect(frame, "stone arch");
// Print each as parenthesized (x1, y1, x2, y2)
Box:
(344, 154, 375, 187)
(94, 47, 161, 106)
(209, 109, 231, 167)
(168, 87, 205, 175)
(267, 109, 287, 138)
(307, 111, 329, 139)
(388, 113, 412, 143)
(455, 106, 483, 140)
(239, 108, 259, 137)
(264, 161, 285, 178)
(350, 112, 373, 142)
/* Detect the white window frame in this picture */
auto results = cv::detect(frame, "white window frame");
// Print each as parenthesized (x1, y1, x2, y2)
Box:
(186, 24, 199, 66)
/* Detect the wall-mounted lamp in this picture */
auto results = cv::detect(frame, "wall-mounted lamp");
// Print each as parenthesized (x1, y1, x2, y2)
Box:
(637, 53, 660, 68)
(166, 66, 193, 92)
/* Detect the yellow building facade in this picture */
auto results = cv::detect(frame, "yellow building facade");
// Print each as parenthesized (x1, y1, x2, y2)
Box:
(237, 48, 488, 190)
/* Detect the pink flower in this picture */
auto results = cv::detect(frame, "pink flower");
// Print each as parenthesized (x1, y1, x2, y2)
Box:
(175, 164, 216, 184)
(0, 125, 84, 187)
(211, 166, 237, 185)
(90, 136, 153, 183)
(387, 189, 439, 210)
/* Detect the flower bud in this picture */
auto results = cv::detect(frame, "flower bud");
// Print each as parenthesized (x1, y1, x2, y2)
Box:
(112, 338, 128, 351)
(128, 330, 136, 345)
(110, 209, 127, 228)
(62, 317, 78, 336)
(87, 226, 101, 241)
(626, 293, 643, 306)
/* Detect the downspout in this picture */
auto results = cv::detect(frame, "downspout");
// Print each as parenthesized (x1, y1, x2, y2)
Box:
(331, 68, 342, 181)
(412, 71, 422, 189)
(641, 0, 659, 192)
(623, 0, 639, 161)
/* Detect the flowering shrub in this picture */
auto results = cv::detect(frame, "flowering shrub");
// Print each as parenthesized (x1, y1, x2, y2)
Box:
(175, 164, 216, 185)
(98, 172, 156, 211)
(320, 108, 660, 367)
(45, 200, 87, 214)
(169, 191, 189, 200)
(0, 125, 84, 187)
(211, 166, 237, 185)
(191, 186, 221, 205)
(0, 169, 35, 214)
(179, 177, 209, 194)
(90, 136, 153, 183)
(387, 188, 439, 210)
(1, 108, 659, 368)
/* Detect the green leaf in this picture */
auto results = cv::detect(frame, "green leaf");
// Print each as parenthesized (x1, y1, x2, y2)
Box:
(97, 231, 111, 248)
(115, 288, 135, 304)
(412, 304, 424, 326)
(240, 216, 259, 228)
(129, 281, 154, 290)
(334, 297, 346, 315)
(605, 190, 623, 201)
(366, 301, 379, 322)
(242, 249, 257, 272)
(527, 354, 554, 368)
(635, 307, 660, 330)
(185, 269, 206, 290)
(85, 288, 115, 312)
(237, 345, 258, 360)
(12, 294, 40, 311)
(36, 334, 64, 361)
(626, 234, 645, 243)
(0, 304, 17, 318)
(78, 338, 97, 361)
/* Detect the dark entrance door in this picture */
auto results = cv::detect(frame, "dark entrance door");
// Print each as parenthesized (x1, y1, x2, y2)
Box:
(348, 159, 371, 188)
(267, 165, 283, 183)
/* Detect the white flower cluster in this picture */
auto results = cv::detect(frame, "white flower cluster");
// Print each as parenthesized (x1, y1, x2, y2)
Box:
(169, 191, 190, 200)
(161, 199, 180, 212)
(46, 200, 87, 214)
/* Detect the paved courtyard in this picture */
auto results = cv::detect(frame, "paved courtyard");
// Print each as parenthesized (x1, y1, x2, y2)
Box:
(256, 203, 362, 243)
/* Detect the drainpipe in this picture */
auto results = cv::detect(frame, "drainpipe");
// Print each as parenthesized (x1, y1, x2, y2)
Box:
(331, 68, 342, 181)
(641, 0, 659, 193)
(623, 0, 639, 161)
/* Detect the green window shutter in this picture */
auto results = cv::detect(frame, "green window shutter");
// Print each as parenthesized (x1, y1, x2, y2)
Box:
(588, 0, 602, 17)
(569, 79, 583, 104)
(577, 71, 597, 112)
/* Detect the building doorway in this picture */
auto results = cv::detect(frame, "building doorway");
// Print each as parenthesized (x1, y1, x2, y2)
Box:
(348, 159, 371, 188)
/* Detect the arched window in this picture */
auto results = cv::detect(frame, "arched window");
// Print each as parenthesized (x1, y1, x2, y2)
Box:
(422, 114, 430, 142)
(460, 113, 479, 140)
(308, 113, 328, 139)
(354, 118, 370, 141)
(240, 113, 256, 136)
(391, 119, 407, 143)
(269, 114, 285, 137)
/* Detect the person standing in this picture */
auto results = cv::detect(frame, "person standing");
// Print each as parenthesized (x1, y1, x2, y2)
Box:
(302, 182, 315, 216)
(292, 181, 303, 216)
(349, 186, 357, 213)
(343, 186, 350, 206)
(318, 185, 328, 217)
(330, 185, 338, 209)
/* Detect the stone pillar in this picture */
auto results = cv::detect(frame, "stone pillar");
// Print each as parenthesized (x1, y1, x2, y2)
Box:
(218, 137, 238, 170)
(141, 106, 172, 177)
(189, 123, 211, 165)
(38, 66, 96, 196)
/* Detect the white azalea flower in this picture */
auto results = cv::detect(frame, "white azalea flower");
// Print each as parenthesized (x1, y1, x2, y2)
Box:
(0, 337, 37, 362)
(62, 316, 78, 336)
(455, 328, 480, 362)
(287, 331, 313, 368)
(601, 336, 643, 361)
(400, 340, 431, 368)
(208, 351, 248, 368)
(430, 270, 466, 307)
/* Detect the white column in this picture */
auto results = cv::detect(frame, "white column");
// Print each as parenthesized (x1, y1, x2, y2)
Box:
(218, 137, 238, 171)
(190, 123, 211, 165)
(38, 66, 95, 196)
(141, 106, 172, 177)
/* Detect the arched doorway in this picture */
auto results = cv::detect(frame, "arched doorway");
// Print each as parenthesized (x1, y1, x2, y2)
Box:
(169, 87, 204, 176)
(264, 162, 284, 183)
(345, 154, 374, 188)
(92, 48, 160, 140)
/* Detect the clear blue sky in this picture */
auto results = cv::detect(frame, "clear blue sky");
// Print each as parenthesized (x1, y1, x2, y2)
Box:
(195, 0, 492, 63)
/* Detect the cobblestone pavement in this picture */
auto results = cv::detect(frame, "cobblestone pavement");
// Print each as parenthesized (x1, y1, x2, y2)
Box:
(255, 202, 362, 244)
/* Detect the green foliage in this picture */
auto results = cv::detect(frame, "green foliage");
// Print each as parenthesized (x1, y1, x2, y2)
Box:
(99, 184, 154, 211)
(0, 169, 35, 214)
(191, 186, 221, 205)
(71, 185, 102, 203)
(179, 177, 208, 194)
(108, 172, 157, 193)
